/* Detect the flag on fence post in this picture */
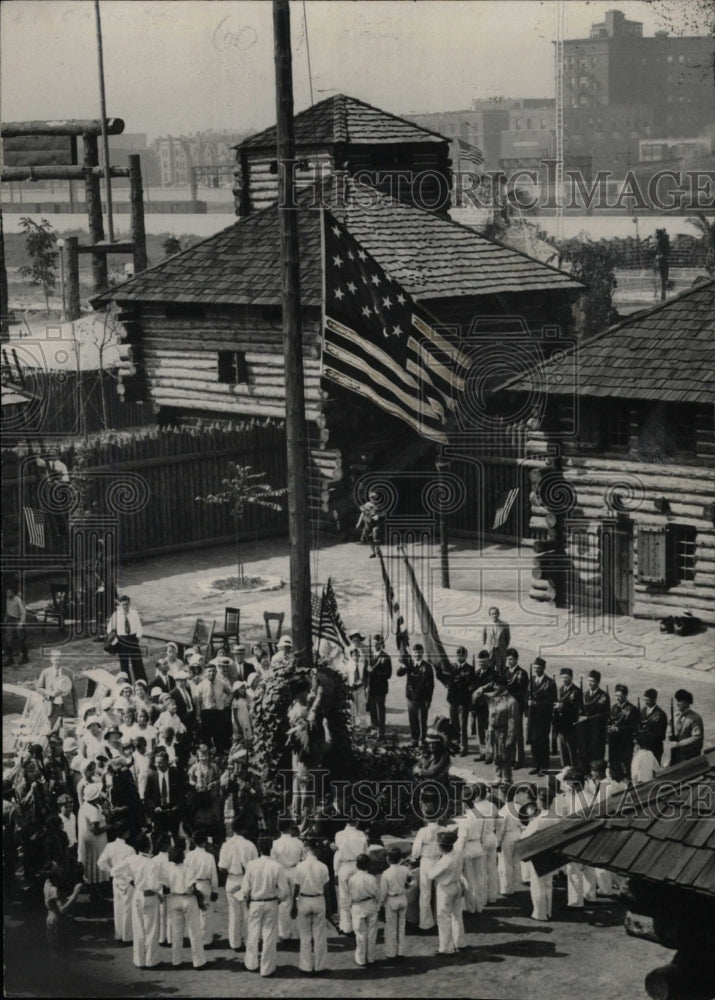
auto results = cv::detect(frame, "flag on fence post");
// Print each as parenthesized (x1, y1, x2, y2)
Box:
(376, 547, 409, 654)
(399, 545, 450, 674)
(322, 211, 472, 445)
(492, 487, 519, 530)
(23, 507, 46, 548)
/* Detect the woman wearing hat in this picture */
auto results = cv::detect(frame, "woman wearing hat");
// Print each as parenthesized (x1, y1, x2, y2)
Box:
(270, 634, 294, 668)
(79, 717, 107, 762)
(77, 782, 108, 898)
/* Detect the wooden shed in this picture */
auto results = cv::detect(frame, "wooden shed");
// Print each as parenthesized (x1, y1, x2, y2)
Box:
(500, 279, 715, 622)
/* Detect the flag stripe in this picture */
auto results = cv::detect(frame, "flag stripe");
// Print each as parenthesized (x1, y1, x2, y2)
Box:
(325, 316, 420, 393)
(376, 548, 409, 652)
(411, 313, 473, 371)
(324, 366, 448, 444)
(493, 488, 519, 529)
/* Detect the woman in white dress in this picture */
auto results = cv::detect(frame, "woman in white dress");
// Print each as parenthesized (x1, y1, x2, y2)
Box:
(134, 708, 158, 753)
(77, 782, 108, 898)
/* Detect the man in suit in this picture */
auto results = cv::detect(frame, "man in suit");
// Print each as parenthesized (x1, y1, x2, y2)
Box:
(481, 607, 510, 674)
(471, 650, 494, 759)
(37, 649, 78, 727)
(552, 667, 582, 768)
(144, 749, 183, 834)
(152, 655, 176, 696)
(396, 643, 434, 745)
(527, 657, 556, 776)
(366, 633, 392, 739)
(636, 688, 669, 764)
(503, 649, 529, 768)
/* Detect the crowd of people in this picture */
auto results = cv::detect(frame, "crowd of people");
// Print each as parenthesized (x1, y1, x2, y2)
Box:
(2, 592, 708, 980)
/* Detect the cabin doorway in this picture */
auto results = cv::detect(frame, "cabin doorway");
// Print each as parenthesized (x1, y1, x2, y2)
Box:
(601, 519, 634, 616)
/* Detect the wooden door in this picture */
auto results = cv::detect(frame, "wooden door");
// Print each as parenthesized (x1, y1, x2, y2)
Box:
(602, 520, 633, 616)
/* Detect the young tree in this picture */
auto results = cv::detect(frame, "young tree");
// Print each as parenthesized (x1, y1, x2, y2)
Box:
(654, 228, 670, 301)
(18, 217, 58, 314)
(687, 212, 715, 276)
(196, 464, 286, 583)
(555, 239, 620, 337)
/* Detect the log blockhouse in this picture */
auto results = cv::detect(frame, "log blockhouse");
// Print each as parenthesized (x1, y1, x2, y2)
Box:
(92, 96, 583, 537)
(501, 279, 715, 623)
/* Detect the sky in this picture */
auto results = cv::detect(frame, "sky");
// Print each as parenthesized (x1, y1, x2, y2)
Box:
(1, 1, 710, 140)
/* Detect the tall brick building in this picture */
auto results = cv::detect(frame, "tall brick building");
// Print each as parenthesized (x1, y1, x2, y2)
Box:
(562, 8, 714, 173)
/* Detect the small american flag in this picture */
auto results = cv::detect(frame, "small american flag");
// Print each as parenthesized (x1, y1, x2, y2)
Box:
(457, 138, 485, 169)
(23, 506, 46, 548)
(493, 488, 519, 530)
(311, 587, 345, 648)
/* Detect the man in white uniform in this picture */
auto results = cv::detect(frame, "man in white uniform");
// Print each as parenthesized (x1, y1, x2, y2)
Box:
(333, 817, 367, 933)
(243, 837, 290, 977)
(379, 847, 414, 960)
(271, 820, 304, 940)
(290, 836, 331, 974)
(217, 818, 258, 950)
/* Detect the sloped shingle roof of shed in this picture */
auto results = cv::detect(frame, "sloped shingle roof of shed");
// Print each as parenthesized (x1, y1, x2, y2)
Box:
(91, 182, 581, 309)
(501, 279, 715, 405)
(236, 94, 448, 150)
(520, 748, 715, 897)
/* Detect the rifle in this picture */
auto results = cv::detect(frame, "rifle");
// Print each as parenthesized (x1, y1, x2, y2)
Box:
(670, 697, 675, 739)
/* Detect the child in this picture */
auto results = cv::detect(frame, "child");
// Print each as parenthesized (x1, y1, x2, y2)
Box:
(230, 682, 253, 744)
(159, 727, 179, 766)
(44, 863, 83, 959)
(156, 696, 186, 740)
(57, 794, 77, 853)
(132, 737, 151, 800)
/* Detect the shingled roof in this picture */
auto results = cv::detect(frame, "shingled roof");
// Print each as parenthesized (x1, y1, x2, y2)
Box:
(501, 279, 715, 405)
(235, 94, 448, 151)
(92, 181, 582, 309)
(519, 748, 715, 897)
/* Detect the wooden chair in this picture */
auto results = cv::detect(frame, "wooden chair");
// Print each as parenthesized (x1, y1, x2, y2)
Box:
(212, 607, 240, 649)
(263, 611, 285, 659)
(191, 618, 216, 660)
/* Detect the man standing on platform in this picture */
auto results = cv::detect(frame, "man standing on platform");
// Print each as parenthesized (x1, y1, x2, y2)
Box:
(637, 688, 669, 765)
(607, 684, 639, 780)
(577, 670, 610, 770)
(481, 607, 510, 674)
(366, 633, 391, 739)
(107, 595, 147, 684)
(527, 657, 556, 776)
(552, 667, 582, 768)
(397, 643, 434, 746)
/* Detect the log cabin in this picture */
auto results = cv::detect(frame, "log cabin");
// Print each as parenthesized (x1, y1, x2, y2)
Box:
(499, 279, 715, 623)
(91, 95, 583, 536)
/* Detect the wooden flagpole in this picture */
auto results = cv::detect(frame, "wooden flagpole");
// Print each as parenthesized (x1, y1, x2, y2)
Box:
(274, 0, 312, 665)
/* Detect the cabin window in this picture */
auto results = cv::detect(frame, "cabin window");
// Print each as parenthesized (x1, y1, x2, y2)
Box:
(674, 525, 696, 582)
(603, 401, 632, 450)
(218, 350, 249, 385)
(672, 404, 698, 454)
(637, 524, 696, 586)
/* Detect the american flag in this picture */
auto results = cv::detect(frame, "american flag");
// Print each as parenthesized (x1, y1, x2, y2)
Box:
(323, 578, 350, 647)
(311, 586, 346, 648)
(376, 548, 409, 653)
(322, 211, 471, 445)
(493, 488, 519, 530)
(457, 138, 485, 169)
(23, 506, 46, 548)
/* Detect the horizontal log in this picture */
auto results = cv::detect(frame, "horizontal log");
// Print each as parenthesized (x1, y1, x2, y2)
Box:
(145, 374, 322, 402)
(2, 118, 125, 137)
(148, 391, 321, 421)
(2, 165, 129, 181)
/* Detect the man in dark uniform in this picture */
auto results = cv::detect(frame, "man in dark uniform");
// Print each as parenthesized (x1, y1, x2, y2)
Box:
(396, 643, 434, 746)
(607, 683, 638, 780)
(669, 689, 705, 765)
(527, 657, 556, 776)
(552, 667, 582, 768)
(577, 669, 610, 771)
(366, 633, 392, 739)
(503, 649, 529, 769)
(636, 688, 668, 764)
(471, 650, 494, 759)
(436, 646, 475, 756)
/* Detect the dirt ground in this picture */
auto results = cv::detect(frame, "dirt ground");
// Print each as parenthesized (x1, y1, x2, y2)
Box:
(4, 878, 675, 1000)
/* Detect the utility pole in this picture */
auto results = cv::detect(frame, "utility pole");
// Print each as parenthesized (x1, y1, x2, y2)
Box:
(273, 0, 312, 664)
(554, 0, 565, 240)
(94, 0, 114, 242)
